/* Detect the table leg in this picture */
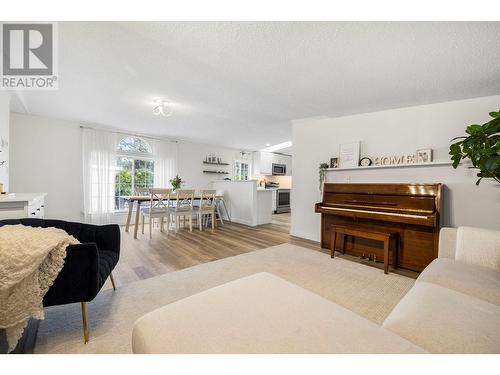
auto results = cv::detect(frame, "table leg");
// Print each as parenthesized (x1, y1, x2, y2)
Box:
(125, 200, 134, 232)
(133, 201, 141, 239)
(383, 238, 390, 274)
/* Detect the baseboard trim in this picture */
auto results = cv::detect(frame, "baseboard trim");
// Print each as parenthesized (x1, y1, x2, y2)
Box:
(290, 229, 319, 242)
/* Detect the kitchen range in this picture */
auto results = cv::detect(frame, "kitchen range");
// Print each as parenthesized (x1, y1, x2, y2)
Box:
(265, 182, 290, 214)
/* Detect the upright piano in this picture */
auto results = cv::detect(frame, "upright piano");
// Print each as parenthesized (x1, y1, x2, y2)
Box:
(315, 183, 443, 272)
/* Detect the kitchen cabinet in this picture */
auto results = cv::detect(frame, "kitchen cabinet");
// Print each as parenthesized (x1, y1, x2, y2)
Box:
(253, 151, 274, 175)
(285, 155, 292, 176)
(253, 152, 292, 176)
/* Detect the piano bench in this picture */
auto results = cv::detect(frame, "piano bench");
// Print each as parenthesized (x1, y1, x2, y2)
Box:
(330, 225, 399, 274)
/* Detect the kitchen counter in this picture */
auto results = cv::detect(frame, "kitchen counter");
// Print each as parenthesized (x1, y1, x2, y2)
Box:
(212, 180, 272, 226)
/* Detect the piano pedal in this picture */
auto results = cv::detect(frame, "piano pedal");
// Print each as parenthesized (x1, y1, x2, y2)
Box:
(373, 255, 377, 263)
(360, 253, 366, 260)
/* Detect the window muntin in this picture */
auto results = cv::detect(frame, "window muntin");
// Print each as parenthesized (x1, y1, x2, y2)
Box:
(117, 136, 152, 154)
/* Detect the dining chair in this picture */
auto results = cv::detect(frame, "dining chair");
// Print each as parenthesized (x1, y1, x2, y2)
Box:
(172, 189, 195, 233)
(135, 187, 151, 196)
(194, 190, 216, 231)
(214, 191, 229, 225)
(135, 186, 153, 211)
(141, 188, 172, 238)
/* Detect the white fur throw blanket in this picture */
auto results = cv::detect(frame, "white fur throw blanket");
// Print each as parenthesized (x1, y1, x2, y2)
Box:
(0, 225, 79, 352)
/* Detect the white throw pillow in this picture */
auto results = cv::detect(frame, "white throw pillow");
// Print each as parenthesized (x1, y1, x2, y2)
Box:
(455, 226, 500, 272)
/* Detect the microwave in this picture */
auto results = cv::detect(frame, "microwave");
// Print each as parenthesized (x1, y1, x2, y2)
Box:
(272, 163, 286, 176)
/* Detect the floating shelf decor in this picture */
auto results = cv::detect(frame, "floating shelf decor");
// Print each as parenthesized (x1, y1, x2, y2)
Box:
(203, 161, 230, 166)
(326, 161, 454, 172)
(203, 170, 229, 174)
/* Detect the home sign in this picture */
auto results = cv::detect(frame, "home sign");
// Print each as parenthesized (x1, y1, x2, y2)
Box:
(373, 149, 432, 166)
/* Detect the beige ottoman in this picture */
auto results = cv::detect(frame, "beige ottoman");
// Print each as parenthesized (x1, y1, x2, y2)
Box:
(132, 272, 425, 353)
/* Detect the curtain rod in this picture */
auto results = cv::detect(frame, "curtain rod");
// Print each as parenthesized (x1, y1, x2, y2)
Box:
(79, 125, 178, 143)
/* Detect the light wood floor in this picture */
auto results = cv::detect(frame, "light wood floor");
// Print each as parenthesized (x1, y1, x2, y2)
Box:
(112, 213, 314, 286)
(110, 213, 417, 288)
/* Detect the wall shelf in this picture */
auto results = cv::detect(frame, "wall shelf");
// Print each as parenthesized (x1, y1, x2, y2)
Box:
(326, 161, 454, 172)
(203, 170, 229, 174)
(203, 161, 230, 166)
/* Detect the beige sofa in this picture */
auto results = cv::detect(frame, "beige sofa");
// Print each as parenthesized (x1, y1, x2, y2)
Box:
(382, 226, 500, 353)
(132, 226, 500, 354)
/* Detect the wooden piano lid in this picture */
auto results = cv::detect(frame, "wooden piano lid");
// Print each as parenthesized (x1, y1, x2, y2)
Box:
(323, 183, 442, 197)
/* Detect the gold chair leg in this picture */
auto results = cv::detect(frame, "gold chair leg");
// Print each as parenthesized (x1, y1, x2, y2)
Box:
(109, 272, 117, 290)
(81, 302, 89, 344)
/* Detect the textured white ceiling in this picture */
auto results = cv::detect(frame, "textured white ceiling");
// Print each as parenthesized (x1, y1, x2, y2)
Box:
(11, 22, 500, 150)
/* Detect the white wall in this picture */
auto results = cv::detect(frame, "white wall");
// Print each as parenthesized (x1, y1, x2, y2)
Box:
(10, 113, 83, 221)
(291, 95, 500, 242)
(177, 141, 244, 190)
(9, 112, 244, 222)
(0, 92, 10, 192)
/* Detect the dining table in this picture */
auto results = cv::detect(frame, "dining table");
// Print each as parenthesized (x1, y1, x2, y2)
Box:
(124, 195, 224, 239)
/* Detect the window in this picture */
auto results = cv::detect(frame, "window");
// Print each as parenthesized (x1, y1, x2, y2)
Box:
(234, 160, 249, 181)
(115, 137, 155, 210)
(117, 136, 152, 153)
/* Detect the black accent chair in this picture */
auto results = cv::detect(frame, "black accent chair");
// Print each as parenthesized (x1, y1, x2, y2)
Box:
(0, 218, 120, 344)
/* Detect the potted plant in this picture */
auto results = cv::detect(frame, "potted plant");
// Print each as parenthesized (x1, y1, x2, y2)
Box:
(319, 162, 329, 191)
(169, 175, 183, 190)
(449, 110, 500, 185)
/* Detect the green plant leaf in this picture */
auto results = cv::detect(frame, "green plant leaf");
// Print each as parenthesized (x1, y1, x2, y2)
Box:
(449, 143, 461, 154)
(466, 124, 483, 135)
(450, 110, 500, 185)
(484, 156, 500, 172)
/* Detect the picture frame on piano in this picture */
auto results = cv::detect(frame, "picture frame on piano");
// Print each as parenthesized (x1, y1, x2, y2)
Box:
(339, 141, 360, 168)
(330, 157, 339, 168)
(416, 148, 433, 163)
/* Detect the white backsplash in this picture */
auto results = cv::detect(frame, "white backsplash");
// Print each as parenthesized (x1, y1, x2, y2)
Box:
(256, 175, 292, 189)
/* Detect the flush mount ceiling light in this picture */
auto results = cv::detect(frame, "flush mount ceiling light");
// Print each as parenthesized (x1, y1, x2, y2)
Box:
(261, 141, 292, 152)
(152, 98, 173, 117)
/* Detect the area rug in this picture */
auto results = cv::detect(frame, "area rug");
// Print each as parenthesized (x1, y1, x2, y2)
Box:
(34, 243, 415, 353)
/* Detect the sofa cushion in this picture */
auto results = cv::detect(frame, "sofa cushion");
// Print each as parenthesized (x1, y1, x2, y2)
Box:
(383, 281, 500, 353)
(418, 258, 500, 306)
(132, 272, 426, 354)
(455, 226, 500, 272)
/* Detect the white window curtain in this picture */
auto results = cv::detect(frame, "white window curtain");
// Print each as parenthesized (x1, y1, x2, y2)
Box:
(151, 139, 178, 188)
(82, 128, 118, 224)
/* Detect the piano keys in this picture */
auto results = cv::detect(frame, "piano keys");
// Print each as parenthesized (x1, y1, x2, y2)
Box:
(315, 183, 443, 272)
